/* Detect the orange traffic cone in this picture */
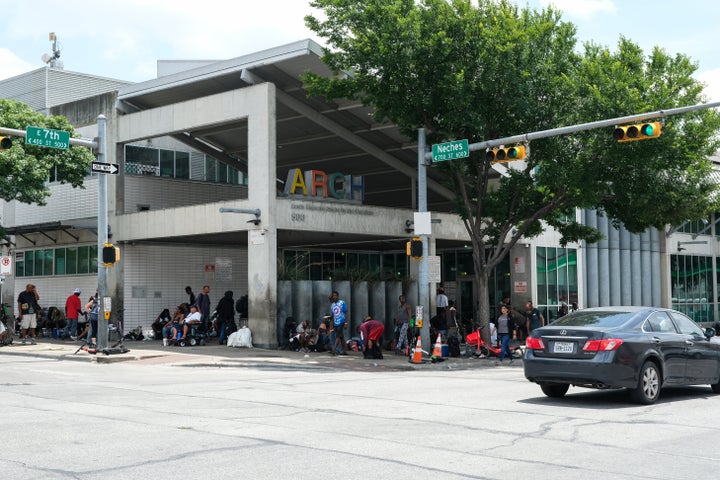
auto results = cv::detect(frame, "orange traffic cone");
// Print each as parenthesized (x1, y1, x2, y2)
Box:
(409, 336, 424, 364)
(432, 333, 443, 357)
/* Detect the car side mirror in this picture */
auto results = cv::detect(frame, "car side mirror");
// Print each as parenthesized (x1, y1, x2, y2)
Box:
(704, 327, 716, 339)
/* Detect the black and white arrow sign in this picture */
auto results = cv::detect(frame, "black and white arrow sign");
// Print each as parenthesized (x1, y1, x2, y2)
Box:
(91, 161, 119, 174)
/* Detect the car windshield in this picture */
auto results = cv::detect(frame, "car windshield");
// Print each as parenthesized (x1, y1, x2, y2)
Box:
(551, 310, 636, 328)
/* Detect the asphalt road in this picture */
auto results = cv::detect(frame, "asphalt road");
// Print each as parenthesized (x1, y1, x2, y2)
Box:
(1, 344, 719, 480)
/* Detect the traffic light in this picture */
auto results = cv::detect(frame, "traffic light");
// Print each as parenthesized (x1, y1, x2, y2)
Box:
(613, 121, 662, 142)
(406, 237, 423, 259)
(485, 145, 526, 163)
(102, 243, 120, 266)
(0, 136, 11, 150)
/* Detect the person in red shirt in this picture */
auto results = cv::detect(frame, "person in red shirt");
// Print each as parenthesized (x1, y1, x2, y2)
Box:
(359, 317, 385, 359)
(64, 288, 82, 340)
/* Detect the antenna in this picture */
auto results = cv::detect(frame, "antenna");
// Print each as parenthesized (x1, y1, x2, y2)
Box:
(41, 32, 63, 69)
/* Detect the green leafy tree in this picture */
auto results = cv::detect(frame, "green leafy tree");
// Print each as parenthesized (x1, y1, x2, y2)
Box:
(0, 98, 94, 204)
(305, 0, 720, 341)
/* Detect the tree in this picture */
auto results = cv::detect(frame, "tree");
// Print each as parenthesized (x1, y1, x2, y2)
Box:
(0, 98, 94, 207)
(304, 0, 720, 342)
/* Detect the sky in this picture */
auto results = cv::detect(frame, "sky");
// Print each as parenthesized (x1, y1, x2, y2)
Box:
(0, 0, 718, 102)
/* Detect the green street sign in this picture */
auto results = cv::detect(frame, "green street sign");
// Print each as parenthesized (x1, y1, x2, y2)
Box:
(431, 139, 469, 162)
(25, 126, 71, 150)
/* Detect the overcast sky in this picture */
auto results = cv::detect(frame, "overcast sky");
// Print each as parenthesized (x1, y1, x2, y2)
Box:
(1, 0, 718, 102)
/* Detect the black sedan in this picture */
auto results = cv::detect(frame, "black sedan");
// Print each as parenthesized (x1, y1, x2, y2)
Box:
(523, 306, 720, 404)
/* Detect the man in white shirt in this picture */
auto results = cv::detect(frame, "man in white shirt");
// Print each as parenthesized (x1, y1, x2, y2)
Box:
(436, 287, 449, 317)
(174, 304, 202, 340)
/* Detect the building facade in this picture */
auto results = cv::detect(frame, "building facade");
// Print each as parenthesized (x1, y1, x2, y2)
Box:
(2, 39, 718, 348)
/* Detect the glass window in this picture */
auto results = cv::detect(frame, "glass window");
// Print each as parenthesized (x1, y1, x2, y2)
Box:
(160, 149, 175, 177)
(16, 259, 24, 277)
(66, 247, 78, 275)
(644, 312, 677, 333)
(55, 249, 66, 275)
(537, 246, 578, 321)
(218, 162, 228, 184)
(175, 151, 190, 179)
(78, 246, 90, 274)
(41, 249, 53, 276)
(670, 311, 706, 337)
(25, 251, 35, 277)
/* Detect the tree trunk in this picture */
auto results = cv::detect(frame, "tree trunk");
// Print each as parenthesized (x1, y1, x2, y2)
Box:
(475, 264, 492, 345)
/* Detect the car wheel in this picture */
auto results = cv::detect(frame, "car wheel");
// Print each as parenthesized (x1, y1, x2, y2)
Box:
(631, 361, 661, 404)
(540, 383, 569, 398)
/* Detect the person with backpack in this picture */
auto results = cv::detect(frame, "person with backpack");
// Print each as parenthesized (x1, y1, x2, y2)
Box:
(214, 290, 235, 345)
(85, 291, 100, 348)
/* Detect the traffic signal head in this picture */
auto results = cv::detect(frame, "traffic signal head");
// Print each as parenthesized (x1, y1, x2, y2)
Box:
(102, 243, 120, 266)
(406, 238, 423, 259)
(0, 136, 11, 150)
(613, 121, 662, 142)
(485, 145, 526, 163)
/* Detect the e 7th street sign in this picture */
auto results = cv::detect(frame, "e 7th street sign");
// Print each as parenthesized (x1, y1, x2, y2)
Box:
(431, 139, 469, 162)
(91, 162, 119, 174)
(25, 126, 70, 150)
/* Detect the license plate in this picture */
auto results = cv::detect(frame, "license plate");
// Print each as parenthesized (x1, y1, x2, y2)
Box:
(553, 341, 574, 354)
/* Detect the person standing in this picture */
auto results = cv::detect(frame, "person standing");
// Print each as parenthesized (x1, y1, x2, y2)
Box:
(185, 286, 196, 308)
(436, 287, 449, 317)
(524, 301, 545, 335)
(495, 304, 516, 365)
(195, 285, 211, 333)
(329, 291, 349, 356)
(17, 284, 40, 345)
(394, 294, 411, 355)
(85, 291, 100, 347)
(64, 288, 82, 340)
(214, 290, 235, 345)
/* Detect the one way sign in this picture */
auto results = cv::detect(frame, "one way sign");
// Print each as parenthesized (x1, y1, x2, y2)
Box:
(91, 161, 119, 174)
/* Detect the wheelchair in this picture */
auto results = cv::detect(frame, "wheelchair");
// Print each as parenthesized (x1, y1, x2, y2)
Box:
(168, 321, 207, 347)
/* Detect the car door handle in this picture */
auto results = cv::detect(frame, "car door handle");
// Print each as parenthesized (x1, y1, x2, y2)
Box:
(685, 340, 694, 346)
(652, 337, 661, 344)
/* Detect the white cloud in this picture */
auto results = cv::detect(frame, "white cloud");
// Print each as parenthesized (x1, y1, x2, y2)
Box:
(0, 48, 37, 79)
(539, 0, 616, 20)
(696, 68, 720, 103)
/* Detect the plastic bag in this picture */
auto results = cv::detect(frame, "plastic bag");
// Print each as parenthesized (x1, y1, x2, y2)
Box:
(227, 327, 253, 348)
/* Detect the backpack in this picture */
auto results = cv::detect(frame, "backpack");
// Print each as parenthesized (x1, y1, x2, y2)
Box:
(89, 299, 99, 321)
(448, 335, 461, 357)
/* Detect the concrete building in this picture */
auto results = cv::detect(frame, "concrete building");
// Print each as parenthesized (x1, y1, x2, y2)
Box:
(1, 39, 718, 348)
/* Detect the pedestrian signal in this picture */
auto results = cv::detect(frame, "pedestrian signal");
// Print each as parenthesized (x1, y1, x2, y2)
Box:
(406, 238, 423, 259)
(102, 243, 120, 266)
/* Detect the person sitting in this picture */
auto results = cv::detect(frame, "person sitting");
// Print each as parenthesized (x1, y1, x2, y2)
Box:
(164, 305, 186, 345)
(152, 309, 171, 340)
(291, 320, 310, 352)
(175, 304, 202, 340)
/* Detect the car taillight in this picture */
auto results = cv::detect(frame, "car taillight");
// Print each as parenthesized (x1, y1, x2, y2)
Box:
(526, 337, 545, 350)
(582, 338, 623, 352)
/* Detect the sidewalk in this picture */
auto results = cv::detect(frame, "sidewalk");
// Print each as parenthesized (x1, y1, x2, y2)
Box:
(0, 337, 523, 371)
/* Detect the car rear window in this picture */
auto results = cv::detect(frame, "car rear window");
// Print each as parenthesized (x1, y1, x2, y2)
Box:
(551, 311, 635, 328)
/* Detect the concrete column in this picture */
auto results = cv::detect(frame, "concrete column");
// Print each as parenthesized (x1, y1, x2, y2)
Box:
(247, 83, 277, 348)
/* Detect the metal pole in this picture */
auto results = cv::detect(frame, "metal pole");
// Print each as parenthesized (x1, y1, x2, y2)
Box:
(96, 115, 108, 350)
(423, 100, 720, 162)
(418, 128, 430, 349)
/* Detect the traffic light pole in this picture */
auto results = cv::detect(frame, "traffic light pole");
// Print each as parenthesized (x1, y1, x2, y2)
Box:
(96, 115, 109, 350)
(417, 128, 430, 350)
(423, 100, 720, 162)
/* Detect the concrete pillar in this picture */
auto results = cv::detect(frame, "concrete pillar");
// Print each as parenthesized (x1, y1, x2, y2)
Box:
(247, 83, 277, 348)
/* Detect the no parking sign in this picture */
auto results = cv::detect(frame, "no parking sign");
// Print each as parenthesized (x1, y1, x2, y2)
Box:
(1, 256, 11, 275)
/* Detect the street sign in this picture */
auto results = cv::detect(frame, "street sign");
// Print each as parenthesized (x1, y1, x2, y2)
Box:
(25, 126, 70, 150)
(0, 256, 11, 275)
(91, 161, 119, 174)
(431, 139, 469, 162)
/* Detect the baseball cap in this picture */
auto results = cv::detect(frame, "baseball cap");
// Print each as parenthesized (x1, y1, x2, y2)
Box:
(73, 288, 81, 294)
